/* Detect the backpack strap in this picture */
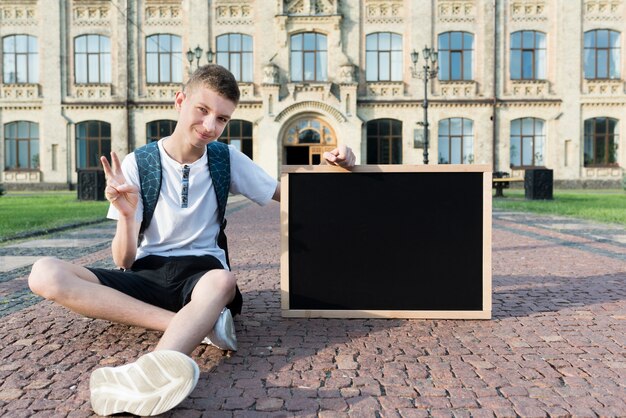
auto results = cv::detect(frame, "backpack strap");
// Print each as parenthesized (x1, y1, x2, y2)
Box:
(206, 140, 231, 227)
(135, 141, 162, 236)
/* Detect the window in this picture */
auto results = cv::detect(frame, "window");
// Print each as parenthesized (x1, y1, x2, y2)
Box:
(76, 121, 111, 169)
(584, 30, 621, 79)
(366, 32, 402, 81)
(75, 34, 111, 84)
(146, 34, 182, 83)
(219, 120, 253, 159)
(510, 31, 546, 80)
(438, 32, 473, 81)
(2, 35, 38, 83)
(366, 119, 402, 164)
(290, 33, 327, 82)
(584, 117, 619, 166)
(147, 120, 176, 143)
(438, 118, 474, 164)
(510, 118, 545, 167)
(216, 34, 253, 82)
(4, 121, 39, 170)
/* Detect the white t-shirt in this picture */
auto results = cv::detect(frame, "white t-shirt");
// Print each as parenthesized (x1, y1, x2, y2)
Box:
(107, 138, 277, 269)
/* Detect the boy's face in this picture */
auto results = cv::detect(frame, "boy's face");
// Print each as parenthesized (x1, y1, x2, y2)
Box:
(174, 85, 236, 149)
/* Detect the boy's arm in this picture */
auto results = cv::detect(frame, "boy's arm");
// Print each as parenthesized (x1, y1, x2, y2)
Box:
(271, 145, 356, 203)
(101, 152, 141, 269)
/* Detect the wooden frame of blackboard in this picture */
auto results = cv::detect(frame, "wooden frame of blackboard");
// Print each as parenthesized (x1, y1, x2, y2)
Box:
(280, 165, 492, 319)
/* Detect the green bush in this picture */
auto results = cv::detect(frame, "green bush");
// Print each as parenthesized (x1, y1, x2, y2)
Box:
(0, 184, 5, 197)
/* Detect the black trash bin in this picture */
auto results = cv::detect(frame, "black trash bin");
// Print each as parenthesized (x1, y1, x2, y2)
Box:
(524, 168, 553, 200)
(77, 169, 106, 201)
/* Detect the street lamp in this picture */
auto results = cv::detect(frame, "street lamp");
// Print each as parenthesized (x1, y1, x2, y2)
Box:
(186, 45, 213, 70)
(411, 46, 439, 164)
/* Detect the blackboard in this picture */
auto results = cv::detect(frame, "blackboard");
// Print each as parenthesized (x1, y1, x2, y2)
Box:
(280, 165, 492, 319)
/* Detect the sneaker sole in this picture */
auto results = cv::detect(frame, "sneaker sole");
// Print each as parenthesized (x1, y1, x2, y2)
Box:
(90, 350, 199, 416)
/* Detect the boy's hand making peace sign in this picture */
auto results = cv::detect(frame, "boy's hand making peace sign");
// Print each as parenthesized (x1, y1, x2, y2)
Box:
(100, 152, 139, 218)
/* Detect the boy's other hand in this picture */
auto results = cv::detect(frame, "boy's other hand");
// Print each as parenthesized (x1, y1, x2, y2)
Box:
(322, 145, 356, 168)
(101, 152, 139, 217)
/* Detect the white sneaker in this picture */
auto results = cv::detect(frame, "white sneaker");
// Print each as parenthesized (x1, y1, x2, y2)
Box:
(89, 350, 199, 416)
(202, 307, 237, 351)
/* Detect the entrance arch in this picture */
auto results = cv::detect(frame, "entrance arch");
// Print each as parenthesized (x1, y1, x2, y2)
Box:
(283, 116, 337, 165)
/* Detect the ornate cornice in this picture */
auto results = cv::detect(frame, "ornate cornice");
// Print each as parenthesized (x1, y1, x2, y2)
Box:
(275, 100, 346, 123)
(0, 105, 42, 111)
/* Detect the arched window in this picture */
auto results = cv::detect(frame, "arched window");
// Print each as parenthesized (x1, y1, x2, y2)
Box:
(2, 34, 38, 83)
(76, 121, 111, 169)
(146, 120, 176, 143)
(584, 29, 620, 79)
(438, 31, 473, 81)
(366, 32, 402, 81)
(146, 34, 182, 83)
(510, 118, 545, 168)
(438, 118, 474, 164)
(366, 119, 402, 164)
(74, 34, 111, 84)
(283, 117, 336, 165)
(290, 32, 327, 82)
(584, 117, 619, 166)
(216, 34, 253, 82)
(510, 30, 546, 80)
(4, 121, 39, 170)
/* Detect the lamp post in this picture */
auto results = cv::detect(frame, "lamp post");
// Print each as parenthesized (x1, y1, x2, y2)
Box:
(186, 45, 214, 71)
(411, 46, 439, 164)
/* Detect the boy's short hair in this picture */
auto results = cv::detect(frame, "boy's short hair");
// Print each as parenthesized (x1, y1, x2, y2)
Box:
(184, 64, 240, 105)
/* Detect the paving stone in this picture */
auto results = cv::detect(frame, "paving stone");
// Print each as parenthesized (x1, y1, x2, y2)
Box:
(0, 205, 625, 416)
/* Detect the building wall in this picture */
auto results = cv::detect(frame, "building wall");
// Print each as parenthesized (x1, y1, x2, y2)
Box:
(1, 0, 624, 189)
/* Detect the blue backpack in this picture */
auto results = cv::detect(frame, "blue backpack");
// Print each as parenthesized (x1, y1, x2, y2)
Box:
(134, 140, 232, 268)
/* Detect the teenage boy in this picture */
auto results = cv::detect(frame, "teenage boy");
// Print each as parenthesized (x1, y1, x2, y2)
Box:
(28, 64, 355, 416)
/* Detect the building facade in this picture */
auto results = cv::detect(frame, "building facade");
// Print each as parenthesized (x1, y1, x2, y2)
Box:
(0, 0, 624, 189)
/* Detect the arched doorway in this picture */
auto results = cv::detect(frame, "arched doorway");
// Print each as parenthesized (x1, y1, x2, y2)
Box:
(283, 116, 337, 164)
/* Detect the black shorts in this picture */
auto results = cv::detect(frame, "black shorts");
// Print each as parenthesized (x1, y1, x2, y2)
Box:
(87, 255, 243, 315)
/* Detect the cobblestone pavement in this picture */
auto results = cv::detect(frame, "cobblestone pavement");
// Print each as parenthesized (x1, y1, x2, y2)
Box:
(0, 200, 624, 417)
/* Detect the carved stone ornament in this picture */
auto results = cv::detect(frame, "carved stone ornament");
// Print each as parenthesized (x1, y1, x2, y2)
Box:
(365, 0, 403, 24)
(284, 0, 338, 15)
(510, 0, 547, 22)
(263, 63, 280, 84)
(584, 0, 623, 21)
(0, 2, 37, 26)
(338, 63, 356, 84)
(145, 1, 182, 26)
(437, 0, 476, 23)
(216, 0, 253, 25)
(72, 1, 111, 27)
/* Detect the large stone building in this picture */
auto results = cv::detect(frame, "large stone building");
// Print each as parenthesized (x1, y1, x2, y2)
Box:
(1, 0, 624, 190)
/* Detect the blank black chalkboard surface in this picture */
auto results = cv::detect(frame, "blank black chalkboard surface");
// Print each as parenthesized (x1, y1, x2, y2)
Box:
(280, 165, 492, 319)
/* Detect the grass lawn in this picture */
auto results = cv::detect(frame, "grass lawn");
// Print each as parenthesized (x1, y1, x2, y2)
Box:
(493, 189, 626, 227)
(0, 191, 110, 241)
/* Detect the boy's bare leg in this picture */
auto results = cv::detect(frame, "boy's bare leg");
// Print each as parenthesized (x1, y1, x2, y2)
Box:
(29, 257, 236, 355)
(28, 257, 174, 331)
(156, 269, 236, 354)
